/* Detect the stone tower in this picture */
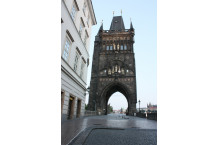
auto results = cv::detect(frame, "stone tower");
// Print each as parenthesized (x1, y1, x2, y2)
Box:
(88, 16, 137, 115)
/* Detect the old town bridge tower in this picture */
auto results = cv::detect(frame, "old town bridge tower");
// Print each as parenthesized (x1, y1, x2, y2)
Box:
(88, 16, 137, 115)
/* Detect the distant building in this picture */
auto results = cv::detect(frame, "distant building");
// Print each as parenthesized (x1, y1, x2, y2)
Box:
(146, 103, 157, 112)
(61, 0, 96, 121)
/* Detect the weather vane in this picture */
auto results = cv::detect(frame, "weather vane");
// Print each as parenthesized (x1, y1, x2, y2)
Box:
(101, 20, 103, 24)
(113, 11, 114, 16)
(121, 9, 122, 16)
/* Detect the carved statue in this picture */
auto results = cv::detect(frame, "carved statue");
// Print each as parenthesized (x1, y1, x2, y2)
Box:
(108, 69, 111, 75)
(121, 68, 125, 74)
(115, 65, 118, 72)
(113, 43, 116, 50)
(118, 66, 121, 73)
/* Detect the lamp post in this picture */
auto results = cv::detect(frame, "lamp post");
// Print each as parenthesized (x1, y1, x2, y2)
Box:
(93, 100, 96, 112)
(84, 86, 90, 110)
(138, 100, 141, 112)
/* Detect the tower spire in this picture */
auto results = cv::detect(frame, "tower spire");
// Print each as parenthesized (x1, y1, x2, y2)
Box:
(97, 20, 103, 35)
(130, 18, 134, 30)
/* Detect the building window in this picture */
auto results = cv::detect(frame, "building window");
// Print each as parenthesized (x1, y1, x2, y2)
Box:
(106, 45, 110, 50)
(82, 1, 87, 16)
(86, 14, 90, 27)
(124, 44, 127, 50)
(120, 45, 124, 50)
(70, 1, 78, 21)
(80, 61, 85, 79)
(84, 31, 89, 48)
(74, 52, 79, 71)
(79, 19, 85, 37)
(110, 45, 113, 50)
(63, 37, 71, 61)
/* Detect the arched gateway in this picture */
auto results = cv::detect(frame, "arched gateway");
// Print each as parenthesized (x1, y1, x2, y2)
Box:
(88, 16, 137, 115)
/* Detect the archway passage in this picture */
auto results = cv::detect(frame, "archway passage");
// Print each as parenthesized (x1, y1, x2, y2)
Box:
(107, 92, 128, 114)
(103, 83, 129, 115)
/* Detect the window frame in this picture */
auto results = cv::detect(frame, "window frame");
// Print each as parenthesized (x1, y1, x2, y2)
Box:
(80, 60, 85, 79)
(73, 51, 80, 71)
(62, 36, 72, 61)
(70, 0, 78, 21)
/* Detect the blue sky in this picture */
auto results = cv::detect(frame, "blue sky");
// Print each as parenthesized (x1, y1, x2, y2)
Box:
(86, 0, 157, 110)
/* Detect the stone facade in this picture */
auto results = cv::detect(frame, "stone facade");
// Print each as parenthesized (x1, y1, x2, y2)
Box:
(88, 16, 137, 115)
(61, 0, 96, 121)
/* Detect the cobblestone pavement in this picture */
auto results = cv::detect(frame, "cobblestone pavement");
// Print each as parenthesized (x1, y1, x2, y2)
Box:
(62, 114, 157, 145)
(83, 128, 157, 145)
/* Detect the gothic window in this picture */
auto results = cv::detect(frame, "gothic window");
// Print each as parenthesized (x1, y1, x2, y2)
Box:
(124, 44, 127, 50)
(110, 45, 113, 50)
(120, 44, 124, 50)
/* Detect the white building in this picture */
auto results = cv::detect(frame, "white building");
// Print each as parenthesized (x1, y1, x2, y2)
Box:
(61, 0, 96, 121)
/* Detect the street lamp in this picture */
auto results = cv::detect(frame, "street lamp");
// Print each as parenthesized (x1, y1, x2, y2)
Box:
(138, 100, 141, 112)
(93, 100, 96, 111)
(84, 86, 90, 96)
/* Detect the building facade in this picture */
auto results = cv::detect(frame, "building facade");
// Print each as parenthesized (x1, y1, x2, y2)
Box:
(61, 0, 96, 121)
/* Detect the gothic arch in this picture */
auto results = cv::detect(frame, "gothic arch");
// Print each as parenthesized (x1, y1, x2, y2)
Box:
(100, 82, 131, 114)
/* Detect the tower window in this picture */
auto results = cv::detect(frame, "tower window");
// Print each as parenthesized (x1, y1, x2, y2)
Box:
(106, 45, 110, 50)
(120, 45, 124, 50)
(110, 45, 113, 50)
(124, 44, 127, 50)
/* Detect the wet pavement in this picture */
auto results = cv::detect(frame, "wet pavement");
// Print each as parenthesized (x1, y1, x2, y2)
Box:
(61, 114, 157, 145)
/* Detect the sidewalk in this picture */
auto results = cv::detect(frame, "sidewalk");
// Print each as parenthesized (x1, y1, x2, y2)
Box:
(61, 114, 157, 145)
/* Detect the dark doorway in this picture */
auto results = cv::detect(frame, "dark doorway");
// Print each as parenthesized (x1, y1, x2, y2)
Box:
(61, 91, 65, 114)
(67, 96, 75, 119)
(76, 99, 81, 118)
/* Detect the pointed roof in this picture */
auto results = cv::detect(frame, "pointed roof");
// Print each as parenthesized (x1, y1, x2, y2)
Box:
(110, 16, 125, 31)
(97, 23, 103, 35)
(130, 21, 134, 29)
